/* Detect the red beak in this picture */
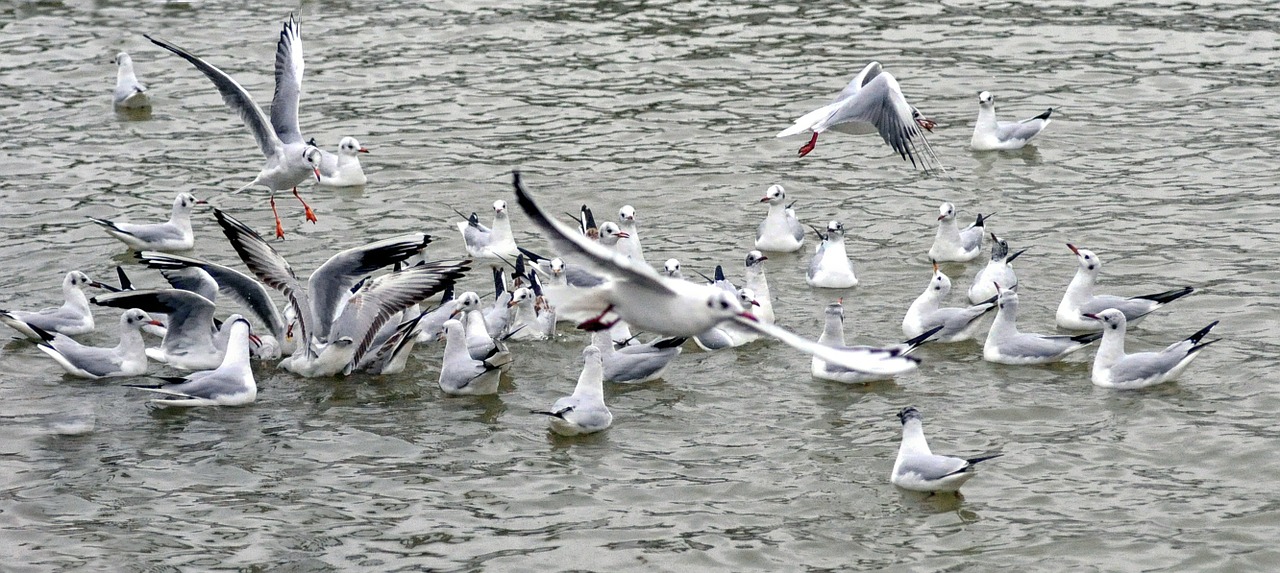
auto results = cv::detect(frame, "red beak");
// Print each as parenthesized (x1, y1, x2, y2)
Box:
(313, 167, 322, 181)
(615, 231, 630, 238)
(937, 214, 946, 221)
(147, 320, 165, 327)
(248, 333, 263, 347)
(1066, 243, 1080, 255)
(1082, 313, 1100, 320)
(758, 197, 770, 203)
(738, 311, 758, 322)
(358, 147, 369, 153)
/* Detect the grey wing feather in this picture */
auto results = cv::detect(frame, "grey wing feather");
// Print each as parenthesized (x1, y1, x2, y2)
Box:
(214, 209, 311, 350)
(159, 268, 219, 302)
(995, 119, 1047, 143)
(308, 234, 433, 341)
(91, 289, 216, 350)
(1108, 351, 1184, 385)
(48, 339, 119, 377)
(139, 251, 288, 340)
(331, 261, 468, 369)
(897, 453, 971, 480)
(807, 241, 827, 279)
(270, 15, 305, 144)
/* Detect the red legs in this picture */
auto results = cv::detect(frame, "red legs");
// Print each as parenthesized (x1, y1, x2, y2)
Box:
(270, 191, 285, 239)
(916, 116, 937, 132)
(577, 304, 618, 332)
(293, 187, 318, 223)
(798, 132, 819, 157)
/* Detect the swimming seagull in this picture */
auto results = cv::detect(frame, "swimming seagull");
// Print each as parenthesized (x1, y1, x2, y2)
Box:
(1055, 244, 1194, 331)
(30, 309, 162, 379)
(983, 286, 1102, 365)
(437, 319, 508, 395)
(113, 52, 151, 110)
(776, 61, 944, 174)
(91, 288, 237, 370)
(928, 202, 991, 263)
(743, 251, 774, 324)
(511, 171, 918, 376)
(662, 259, 684, 280)
(456, 200, 520, 267)
(892, 406, 1002, 493)
(532, 345, 612, 435)
(806, 221, 858, 288)
(88, 192, 205, 252)
(124, 316, 257, 407)
(970, 91, 1052, 151)
(967, 233, 1027, 304)
(903, 262, 998, 343)
(1085, 309, 1218, 389)
(0, 271, 108, 338)
(313, 136, 369, 187)
(616, 205, 647, 265)
(813, 300, 938, 384)
(590, 328, 683, 384)
(755, 184, 805, 253)
(146, 14, 323, 239)
(507, 281, 556, 341)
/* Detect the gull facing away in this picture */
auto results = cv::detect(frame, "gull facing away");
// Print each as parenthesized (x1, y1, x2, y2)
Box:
(30, 309, 161, 379)
(88, 193, 205, 252)
(929, 202, 991, 263)
(983, 287, 1102, 365)
(125, 316, 257, 407)
(1085, 309, 1218, 389)
(590, 328, 684, 384)
(970, 91, 1052, 151)
(146, 14, 323, 239)
(457, 200, 520, 267)
(892, 406, 1002, 493)
(776, 61, 944, 174)
(113, 52, 151, 110)
(313, 136, 369, 187)
(903, 262, 998, 343)
(512, 171, 919, 376)
(213, 208, 468, 377)
(807, 221, 858, 288)
(1055, 244, 1193, 331)
(755, 184, 805, 253)
(813, 301, 938, 384)
(437, 319, 509, 395)
(532, 346, 612, 436)
(0, 271, 108, 338)
(968, 233, 1028, 304)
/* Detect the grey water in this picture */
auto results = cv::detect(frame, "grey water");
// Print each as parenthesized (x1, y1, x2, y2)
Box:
(1, 0, 1278, 570)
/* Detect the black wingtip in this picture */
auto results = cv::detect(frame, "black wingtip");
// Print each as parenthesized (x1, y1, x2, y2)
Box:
(975, 212, 994, 227)
(1187, 320, 1219, 345)
(1136, 286, 1194, 305)
(1033, 108, 1053, 121)
(714, 265, 726, 282)
(808, 224, 826, 242)
(1006, 247, 1030, 264)
(28, 323, 56, 343)
(966, 453, 1003, 466)
(1070, 331, 1104, 344)
(904, 324, 944, 348)
(651, 336, 688, 349)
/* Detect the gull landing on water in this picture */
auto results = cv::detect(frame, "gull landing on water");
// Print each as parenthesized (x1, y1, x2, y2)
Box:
(146, 14, 324, 239)
(776, 62, 944, 175)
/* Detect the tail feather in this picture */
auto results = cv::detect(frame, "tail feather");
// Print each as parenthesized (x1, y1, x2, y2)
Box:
(1135, 286, 1193, 305)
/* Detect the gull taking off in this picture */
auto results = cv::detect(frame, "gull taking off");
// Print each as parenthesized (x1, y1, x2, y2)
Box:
(755, 185, 804, 253)
(1056, 244, 1193, 331)
(88, 193, 205, 252)
(892, 406, 1002, 493)
(970, 91, 1052, 151)
(1085, 309, 1218, 389)
(533, 346, 612, 436)
(113, 52, 151, 110)
(929, 202, 990, 263)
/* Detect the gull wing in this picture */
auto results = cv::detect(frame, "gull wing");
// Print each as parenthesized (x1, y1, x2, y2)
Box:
(270, 14, 305, 145)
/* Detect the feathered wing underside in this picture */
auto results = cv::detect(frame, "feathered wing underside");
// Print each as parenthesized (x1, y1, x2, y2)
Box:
(334, 262, 469, 369)
(271, 14, 305, 145)
(308, 234, 433, 341)
(733, 317, 919, 375)
(91, 289, 216, 349)
(139, 251, 288, 340)
(213, 209, 311, 351)
(830, 73, 944, 174)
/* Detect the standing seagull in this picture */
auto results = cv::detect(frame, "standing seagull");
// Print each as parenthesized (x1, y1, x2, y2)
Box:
(970, 91, 1052, 151)
(1055, 244, 1193, 331)
(928, 202, 990, 263)
(125, 317, 258, 407)
(314, 136, 369, 187)
(88, 192, 205, 252)
(755, 184, 805, 253)
(806, 221, 858, 288)
(983, 287, 1102, 365)
(967, 233, 1027, 304)
(892, 406, 1002, 493)
(0, 271, 108, 338)
(146, 15, 323, 239)
(31, 309, 162, 379)
(776, 62, 943, 173)
(1084, 309, 1218, 389)
(511, 171, 918, 376)
(113, 52, 151, 110)
(532, 346, 613, 436)
(903, 262, 998, 342)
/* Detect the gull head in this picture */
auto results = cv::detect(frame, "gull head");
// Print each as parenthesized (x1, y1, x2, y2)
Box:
(618, 205, 636, 222)
(937, 202, 956, 222)
(121, 308, 163, 330)
(549, 258, 566, 276)
(1083, 308, 1126, 331)
(450, 291, 482, 318)
(115, 52, 133, 68)
(897, 406, 923, 425)
(737, 287, 759, 308)
(598, 222, 629, 244)
(663, 259, 681, 277)
(338, 136, 369, 156)
(745, 250, 767, 269)
(977, 91, 995, 106)
(66, 270, 106, 290)
(492, 200, 507, 216)
(928, 261, 951, 296)
(303, 146, 323, 181)
(825, 220, 845, 239)
(1066, 244, 1100, 273)
(508, 287, 533, 308)
(996, 283, 1019, 310)
(705, 289, 747, 319)
(760, 184, 786, 204)
(174, 192, 206, 213)
(989, 232, 1009, 261)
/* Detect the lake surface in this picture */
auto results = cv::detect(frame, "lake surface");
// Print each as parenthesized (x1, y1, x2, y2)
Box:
(1, 0, 1278, 570)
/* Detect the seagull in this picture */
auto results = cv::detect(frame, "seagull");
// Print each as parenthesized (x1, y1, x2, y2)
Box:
(743, 250, 774, 324)
(813, 300, 938, 384)
(511, 171, 919, 376)
(91, 288, 236, 370)
(806, 221, 858, 288)
(776, 61, 943, 173)
(616, 205, 647, 264)
(970, 91, 1052, 151)
(967, 233, 1028, 304)
(590, 328, 683, 384)
(1085, 309, 1218, 389)
(903, 262, 998, 343)
(532, 345, 612, 435)
(892, 406, 1002, 493)
(755, 184, 805, 253)
(520, 248, 605, 288)
(694, 286, 761, 351)
(30, 309, 161, 379)
(146, 15, 323, 239)
(0, 271, 108, 338)
(413, 285, 462, 344)
(507, 280, 556, 341)
(212, 208, 466, 377)
(457, 200, 520, 267)
(482, 268, 515, 339)
(1056, 244, 1194, 331)
(124, 316, 257, 407)
(350, 307, 432, 375)
(437, 319, 508, 395)
(662, 259, 684, 280)
(597, 221, 629, 251)
(983, 286, 1102, 365)
(88, 192, 205, 252)
(313, 136, 369, 187)
(928, 202, 991, 263)
(112, 52, 151, 110)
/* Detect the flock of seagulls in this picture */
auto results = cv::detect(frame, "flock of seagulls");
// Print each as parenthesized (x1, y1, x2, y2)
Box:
(15, 13, 1211, 496)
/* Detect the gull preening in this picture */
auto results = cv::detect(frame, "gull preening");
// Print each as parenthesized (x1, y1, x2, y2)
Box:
(776, 62, 943, 175)
(928, 202, 990, 263)
(30, 309, 161, 379)
(0, 271, 106, 338)
(88, 192, 205, 252)
(806, 221, 858, 289)
(147, 14, 323, 239)
(892, 406, 1002, 493)
(1085, 309, 1218, 389)
(532, 345, 613, 435)
(1055, 244, 1194, 331)
(970, 91, 1053, 151)
(125, 316, 258, 407)
(314, 136, 369, 187)
(755, 185, 804, 253)
(983, 287, 1102, 365)
(967, 233, 1027, 304)
(112, 52, 151, 111)
(903, 262, 998, 343)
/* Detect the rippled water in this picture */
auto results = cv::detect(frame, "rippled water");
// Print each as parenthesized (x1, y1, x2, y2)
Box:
(2, 0, 1278, 570)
